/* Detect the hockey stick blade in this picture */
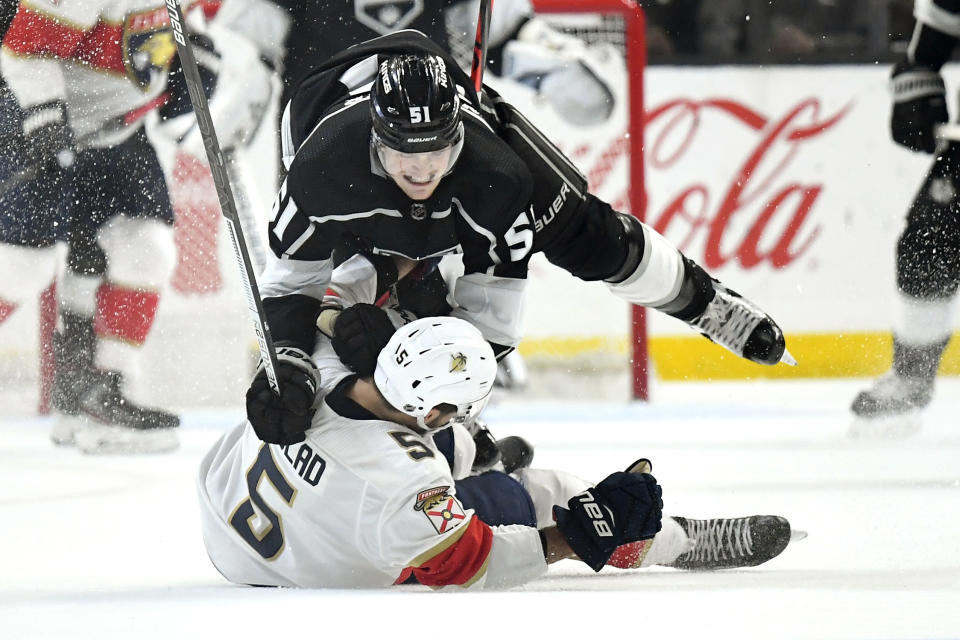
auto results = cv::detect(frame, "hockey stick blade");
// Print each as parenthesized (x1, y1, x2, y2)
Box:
(165, 0, 282, 396)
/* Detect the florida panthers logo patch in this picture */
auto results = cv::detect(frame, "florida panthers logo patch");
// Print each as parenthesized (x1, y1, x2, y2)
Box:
(415, 486, 466, 534)
(449, 353, 467, 373)
(124, 7, 178, 92)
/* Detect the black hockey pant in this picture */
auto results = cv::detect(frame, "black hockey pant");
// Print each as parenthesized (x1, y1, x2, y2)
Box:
(898, 141, 960, 301)
(494, 98, 633, 282)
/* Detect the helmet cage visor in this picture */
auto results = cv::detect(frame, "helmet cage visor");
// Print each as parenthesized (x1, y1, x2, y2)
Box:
(372, 125, 464, 179)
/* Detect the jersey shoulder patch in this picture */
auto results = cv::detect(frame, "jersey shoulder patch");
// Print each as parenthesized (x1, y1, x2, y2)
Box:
(414, 486, 467, 535)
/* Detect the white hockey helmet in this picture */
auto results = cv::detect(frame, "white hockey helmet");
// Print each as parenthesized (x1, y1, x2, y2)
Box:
(374, 317, 497, 430)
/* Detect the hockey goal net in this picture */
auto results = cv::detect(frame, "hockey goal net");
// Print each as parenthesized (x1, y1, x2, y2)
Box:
(9, 1, 646, 416)
(499, 0, 648, 400)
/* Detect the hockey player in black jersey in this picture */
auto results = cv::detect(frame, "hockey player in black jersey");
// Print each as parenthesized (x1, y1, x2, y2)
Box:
(850, 0, 960, 434)
(246, 31, 793, 446)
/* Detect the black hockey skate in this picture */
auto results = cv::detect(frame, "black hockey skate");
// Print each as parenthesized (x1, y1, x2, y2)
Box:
(851, 373, 933, 418)
(497, 435, 534, 474)
(49, 314, 97, 446)
(667, 516, 793, 570)
(73, 370, 180, 454)
(469, 420, 534, 474)
(849, 338, 944, 437)
(689, 282, 793, 366)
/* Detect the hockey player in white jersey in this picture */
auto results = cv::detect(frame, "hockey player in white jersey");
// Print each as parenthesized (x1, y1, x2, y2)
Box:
(0, 0, 195, 452)
(199, 315, 797, 588)
(0, 0, 278, 452)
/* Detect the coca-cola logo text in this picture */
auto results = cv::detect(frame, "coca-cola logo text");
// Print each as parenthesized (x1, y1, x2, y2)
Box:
(646, 98, 849, 270)
(570, 98, 851, 271)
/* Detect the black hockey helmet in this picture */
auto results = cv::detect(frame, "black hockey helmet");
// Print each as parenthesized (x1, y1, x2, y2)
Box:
(370, 54, 464, 153)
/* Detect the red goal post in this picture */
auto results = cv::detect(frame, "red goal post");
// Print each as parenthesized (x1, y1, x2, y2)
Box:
(530, 0, 648, 400)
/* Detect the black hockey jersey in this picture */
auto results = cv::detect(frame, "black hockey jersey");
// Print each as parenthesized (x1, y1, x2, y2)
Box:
(915, 0, 960, 37)
(260, 33, 536, 355)
(272, 92, 532, 273)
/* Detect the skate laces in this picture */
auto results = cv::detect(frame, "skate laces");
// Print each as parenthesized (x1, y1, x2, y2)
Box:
(683, 518, 753, 563)
(692, 284, 764, 355)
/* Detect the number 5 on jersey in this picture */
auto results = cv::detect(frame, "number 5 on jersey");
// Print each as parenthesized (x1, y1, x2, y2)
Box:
(229, 445, 297, 560)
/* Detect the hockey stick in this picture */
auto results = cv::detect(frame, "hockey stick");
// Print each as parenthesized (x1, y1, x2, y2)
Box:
(224, 149, 267, 274)
(470, 0, 493, 92)
(165, 0, 282, 396)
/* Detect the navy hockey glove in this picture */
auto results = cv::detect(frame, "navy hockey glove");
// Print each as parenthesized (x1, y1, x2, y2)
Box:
(331, 303, 396, 376)
(553, 471, 663, 572)
(245, 346, 320, 445)
(22, 100, 75, 171)
(890, 60, 948, 153)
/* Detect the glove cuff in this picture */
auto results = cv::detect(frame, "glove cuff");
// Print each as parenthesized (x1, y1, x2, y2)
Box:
(891, 63, 945, 102)
(22, 100, 69, 138)
(552, 504, 614, 573)
(316, 304, 343, 339)
(272, 346, 321, 403)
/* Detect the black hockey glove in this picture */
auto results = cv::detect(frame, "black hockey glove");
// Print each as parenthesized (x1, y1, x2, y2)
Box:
(22, 100, 75, 171)
(890, 60, 948, 154)
(245, 346, 321, 445)
(553, 471, 663, 572)
(330, 303, 397, 376)
(158, 33, 220, 121)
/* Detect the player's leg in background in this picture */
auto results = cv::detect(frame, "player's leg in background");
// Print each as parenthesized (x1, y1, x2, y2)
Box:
(492, 95, 789, 367)
(1, 81, 70, 422)
(0, 243, 58, 334)
(61, 128, 179, 454)
(0, 81, 59, 328)
(851, 142, 960, 432)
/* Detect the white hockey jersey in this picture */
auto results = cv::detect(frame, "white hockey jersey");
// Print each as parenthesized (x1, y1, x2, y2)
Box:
(197, 373, 548, 589)
(0, 0, 209, 147)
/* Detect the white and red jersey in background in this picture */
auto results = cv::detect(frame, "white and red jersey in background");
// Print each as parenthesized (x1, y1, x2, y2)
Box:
(0, 0, 219, 148)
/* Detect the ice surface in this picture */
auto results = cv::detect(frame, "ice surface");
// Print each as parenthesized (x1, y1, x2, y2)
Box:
(2, 379, 958, 640)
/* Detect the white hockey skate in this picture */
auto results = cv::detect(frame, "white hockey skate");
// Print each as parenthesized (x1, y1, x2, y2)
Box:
(72, 371, 180, 454)
(849, 372, 932, 438)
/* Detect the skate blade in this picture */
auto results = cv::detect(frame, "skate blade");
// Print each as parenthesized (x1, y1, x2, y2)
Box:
(848, 413, 922, 439)
(74, 424, 180, 455)
(780, 348, 798, 366)
(790, 529, 808, 542)
(50, 415, 85, 447)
